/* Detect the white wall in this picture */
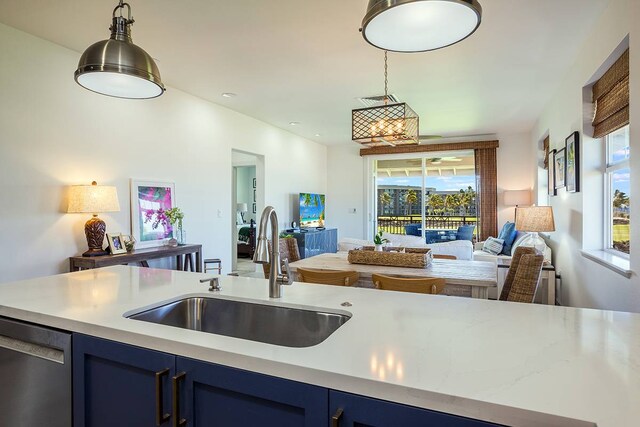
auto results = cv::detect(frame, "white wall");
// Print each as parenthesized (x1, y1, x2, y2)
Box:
(531, 0, 639, 312)
(327, 133, 534, 240)
(0, 23, 326, 282)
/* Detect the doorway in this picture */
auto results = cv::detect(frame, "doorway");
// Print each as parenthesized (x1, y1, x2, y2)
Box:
(231, 150, 264, 274)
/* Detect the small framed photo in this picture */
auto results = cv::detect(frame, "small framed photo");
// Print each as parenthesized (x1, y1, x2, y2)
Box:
(107, 233, 127, 255)
(554, 148, 566, 190)
(565, 131, 580, 193)
(253, 189, 256, 202)
(548, 149, 557, 196)
(252, 178, 256, 189)
(252, 203, 256, 214)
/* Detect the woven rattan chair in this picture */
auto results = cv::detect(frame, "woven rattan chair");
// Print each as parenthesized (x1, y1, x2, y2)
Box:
(262, 237, 301, 278)
(433, 254, 457, 260)
(371, 274, 446, 295)
(499, 246, 544, 303)
(296, 268, 359, 287)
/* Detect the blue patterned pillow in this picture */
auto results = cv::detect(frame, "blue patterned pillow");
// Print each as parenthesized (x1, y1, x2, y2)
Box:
(497, 222, 518, 255)
(482, 237, 505, 255)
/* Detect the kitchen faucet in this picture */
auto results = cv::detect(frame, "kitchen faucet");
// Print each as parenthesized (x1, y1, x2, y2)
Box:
(253, 206, 293, 298)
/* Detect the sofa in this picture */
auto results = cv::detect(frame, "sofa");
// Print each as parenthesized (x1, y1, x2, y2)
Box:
(338, 232, 473, 261)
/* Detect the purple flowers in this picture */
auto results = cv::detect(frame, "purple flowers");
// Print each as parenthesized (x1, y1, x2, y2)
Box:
(144, 208, 173, 232)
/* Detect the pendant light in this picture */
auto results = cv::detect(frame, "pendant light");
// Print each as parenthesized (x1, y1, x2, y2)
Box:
(361, 0, 482, 53)
(74, 1, 165, 99)
(352, 51, 419, 147)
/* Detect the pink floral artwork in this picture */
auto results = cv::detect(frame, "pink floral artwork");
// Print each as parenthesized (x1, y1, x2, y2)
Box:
(137, 186, 174, 242)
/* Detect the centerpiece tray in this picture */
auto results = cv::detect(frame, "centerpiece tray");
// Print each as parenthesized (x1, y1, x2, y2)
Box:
(348, 247, 432, 268)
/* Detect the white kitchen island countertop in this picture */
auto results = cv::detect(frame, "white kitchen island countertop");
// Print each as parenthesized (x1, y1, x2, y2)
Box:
(0, 266, 638, 427)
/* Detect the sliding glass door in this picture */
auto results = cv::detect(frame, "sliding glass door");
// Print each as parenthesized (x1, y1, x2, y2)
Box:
(372, 151, 477, 242)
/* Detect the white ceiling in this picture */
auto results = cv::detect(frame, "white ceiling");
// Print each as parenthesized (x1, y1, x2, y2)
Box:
(0, 0, 608, 146)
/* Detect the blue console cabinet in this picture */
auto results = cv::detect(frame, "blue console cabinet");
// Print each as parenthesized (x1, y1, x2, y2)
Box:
(73, 334, 502, 427)
(292, 228, 338, 259)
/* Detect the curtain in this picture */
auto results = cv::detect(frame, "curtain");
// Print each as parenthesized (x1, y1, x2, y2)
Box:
(475, 148, 498, 241)
(592, 49, 629, 138)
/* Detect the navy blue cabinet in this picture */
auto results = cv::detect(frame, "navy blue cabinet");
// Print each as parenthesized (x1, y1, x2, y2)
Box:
(176, 356, 327, 426)
(73, 334, 176, 427)
(329, 391, 503, 427)
(74, 335, 501, 427)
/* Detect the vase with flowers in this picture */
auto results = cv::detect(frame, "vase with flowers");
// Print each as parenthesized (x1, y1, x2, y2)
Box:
(165, 207, 185, 245)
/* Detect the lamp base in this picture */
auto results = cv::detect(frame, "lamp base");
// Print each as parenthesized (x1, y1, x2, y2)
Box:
(82, 248, 109, 257)
(82, 215, 108, 257)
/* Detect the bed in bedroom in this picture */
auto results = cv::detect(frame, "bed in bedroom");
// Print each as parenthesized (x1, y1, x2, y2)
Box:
(237, 221, 256, 258)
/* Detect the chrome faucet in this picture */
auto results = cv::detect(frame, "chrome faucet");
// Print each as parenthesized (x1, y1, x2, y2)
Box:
(253, 206, 293, 298)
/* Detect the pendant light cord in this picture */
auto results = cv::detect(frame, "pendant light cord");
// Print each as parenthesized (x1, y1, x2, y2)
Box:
(384, 50, 388, 105)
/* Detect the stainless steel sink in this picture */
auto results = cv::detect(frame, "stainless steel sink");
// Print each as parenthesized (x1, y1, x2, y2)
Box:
(127, 297, 351, 348)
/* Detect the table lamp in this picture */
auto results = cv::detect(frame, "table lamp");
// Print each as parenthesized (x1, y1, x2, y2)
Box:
(68, 181, 120, 257)
(515, 206, 555, 253)
(237, 202, 248, 223)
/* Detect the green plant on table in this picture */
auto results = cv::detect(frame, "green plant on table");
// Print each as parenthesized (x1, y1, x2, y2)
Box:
(373, 230, 389, 245)
(165, 207, 185, 230)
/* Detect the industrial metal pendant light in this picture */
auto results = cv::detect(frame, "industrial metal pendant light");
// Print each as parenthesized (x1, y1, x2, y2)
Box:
(361, 0, 482, 53)
(74, 1, 165, 99)
(352, 51, 419, 147)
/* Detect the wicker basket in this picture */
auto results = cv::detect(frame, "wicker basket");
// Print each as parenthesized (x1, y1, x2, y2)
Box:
(361, 246, 430, 254)
(348, 248, 432, 268)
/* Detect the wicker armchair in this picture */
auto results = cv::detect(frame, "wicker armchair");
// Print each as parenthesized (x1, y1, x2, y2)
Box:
(499, 246, 544, 303)
(262, 237, 301, 278)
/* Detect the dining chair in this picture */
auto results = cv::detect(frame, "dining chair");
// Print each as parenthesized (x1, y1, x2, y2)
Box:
(296, 268, 359, 286)
(262, 238, 301, 278)
(433, 254, 457, 260)
(371, 274, 446, 295)
(499, 246, 544, 303)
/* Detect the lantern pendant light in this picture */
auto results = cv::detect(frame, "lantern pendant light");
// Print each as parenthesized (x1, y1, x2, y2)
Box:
(361, 0, 482, 53)
(74, 0, 165, 99)
(352, 51, 419, 147)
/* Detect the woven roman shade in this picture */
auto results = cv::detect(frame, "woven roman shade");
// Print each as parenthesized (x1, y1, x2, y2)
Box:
(475, 147, 498, 241)
(592, 49, 629, 138)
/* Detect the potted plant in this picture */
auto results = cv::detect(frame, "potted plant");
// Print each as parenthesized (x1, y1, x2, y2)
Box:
(165, 207, 185, 245)
(373, 230, 389, 252)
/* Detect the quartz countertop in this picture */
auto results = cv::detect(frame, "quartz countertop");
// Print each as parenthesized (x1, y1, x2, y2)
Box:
(1, 266, 639, 427)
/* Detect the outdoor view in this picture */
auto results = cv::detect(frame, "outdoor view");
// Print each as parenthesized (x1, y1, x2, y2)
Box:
(376, 152, 477, 238)
(608, 126, 630, 254)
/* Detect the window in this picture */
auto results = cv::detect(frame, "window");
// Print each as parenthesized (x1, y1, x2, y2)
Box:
(605, 125, 630, 255)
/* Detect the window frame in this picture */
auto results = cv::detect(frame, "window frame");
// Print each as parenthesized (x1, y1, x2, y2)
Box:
(604, 125, 630, 258)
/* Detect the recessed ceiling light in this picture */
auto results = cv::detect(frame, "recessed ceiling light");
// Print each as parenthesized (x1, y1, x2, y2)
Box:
(221, 92, 237, 98)
(315, 134, 321, 137)
(289, 121, 301, 126)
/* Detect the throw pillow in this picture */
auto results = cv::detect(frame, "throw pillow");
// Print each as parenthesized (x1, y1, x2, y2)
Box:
(456, 225, 476, 241)
(497, 222, 518, 255)
(482, 237, 505, 255)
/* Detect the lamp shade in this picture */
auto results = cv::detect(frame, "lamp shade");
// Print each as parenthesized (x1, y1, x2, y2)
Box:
(237, 203, 248, 213)
(515, 206, 555, 232)
(361, 0, 483, 53)
(68, 182, 120, 214)
(74, 3, 165, 99)
(504, 190, 531, 206)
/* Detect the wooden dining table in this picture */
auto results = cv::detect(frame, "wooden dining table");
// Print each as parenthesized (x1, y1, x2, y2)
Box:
(288, 252, 497, 299)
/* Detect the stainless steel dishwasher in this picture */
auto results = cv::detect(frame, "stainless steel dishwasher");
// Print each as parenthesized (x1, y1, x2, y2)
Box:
(0, 317, 72, 427)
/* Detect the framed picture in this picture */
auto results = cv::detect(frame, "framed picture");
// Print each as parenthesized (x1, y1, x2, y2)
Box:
(548, 149, 557, 196)
(252, 178, 256, 189)
(252, 203, 256, 214)
(107, 233, 127, 255)
(554, 148, 566, 190)
(253, 189, 256, 202)
(131, 180, 176, 248)
(565, 131, 580, 193)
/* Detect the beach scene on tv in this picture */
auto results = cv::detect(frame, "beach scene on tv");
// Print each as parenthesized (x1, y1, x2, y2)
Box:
(299, 193, 325, 228)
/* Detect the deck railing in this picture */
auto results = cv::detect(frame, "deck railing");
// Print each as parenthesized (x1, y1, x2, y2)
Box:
(377, 215, 477, 235)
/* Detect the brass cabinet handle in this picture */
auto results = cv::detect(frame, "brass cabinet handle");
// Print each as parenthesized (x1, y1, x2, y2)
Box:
(331, 407, 344, 427)
(155, 369, 171, 426)
(172, 372, 187, 427)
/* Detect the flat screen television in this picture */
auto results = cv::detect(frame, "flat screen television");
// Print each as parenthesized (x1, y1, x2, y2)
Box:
(298, 193, 325, 228)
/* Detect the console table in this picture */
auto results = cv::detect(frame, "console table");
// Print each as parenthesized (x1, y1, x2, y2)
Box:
(69, 244, 203, 273)
(291, 228, 338, 259)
